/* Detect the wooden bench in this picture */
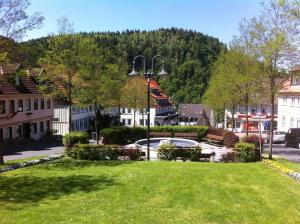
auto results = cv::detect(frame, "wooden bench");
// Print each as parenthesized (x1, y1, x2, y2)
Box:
(199, 152, 216, 161)
(149, 132, 172, 138)
(174, 132, 198, 140)
(203, 134, 224, 145)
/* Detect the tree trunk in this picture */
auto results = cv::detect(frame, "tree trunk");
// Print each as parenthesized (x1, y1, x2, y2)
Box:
(269, 93, 275, 159)
(95, 103, 99, 145)
(245, 103, 249, 136)
(231, 104, 236, 131)
(0, 145, 4, 164)
(118, 103, 121, 127)
(68, 75, 72, 133)
(133, 108, 136, 127)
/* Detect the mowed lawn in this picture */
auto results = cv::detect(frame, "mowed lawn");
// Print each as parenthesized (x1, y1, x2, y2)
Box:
(0, 159, 300, 224)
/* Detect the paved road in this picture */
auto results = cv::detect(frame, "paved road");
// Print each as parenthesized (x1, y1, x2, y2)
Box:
(264, 144, 300, 162)
(3, 141, 64, 162)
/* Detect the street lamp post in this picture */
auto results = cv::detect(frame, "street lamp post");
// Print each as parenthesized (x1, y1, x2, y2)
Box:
(128, 55, 168, 161)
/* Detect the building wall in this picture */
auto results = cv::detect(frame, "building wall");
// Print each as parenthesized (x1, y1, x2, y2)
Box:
(278, 96, 300, 132)
(52, 105, 95, 135)
(0, 94, 54, 141)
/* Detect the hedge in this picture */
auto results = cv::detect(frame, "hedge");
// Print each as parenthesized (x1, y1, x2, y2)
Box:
(63, 131, 89, 148)
(66, 144, 141, 160)
(234, 142, 258, 162)
(100, 126, 208, 144)
(157, 143, 202, 161)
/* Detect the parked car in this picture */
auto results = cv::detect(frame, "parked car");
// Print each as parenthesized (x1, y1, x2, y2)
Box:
(266, 131, 286, 143)
(285, 128, 300, 149)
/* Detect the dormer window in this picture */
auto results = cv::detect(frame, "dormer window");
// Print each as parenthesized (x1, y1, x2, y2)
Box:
(292, 76, 298, 85)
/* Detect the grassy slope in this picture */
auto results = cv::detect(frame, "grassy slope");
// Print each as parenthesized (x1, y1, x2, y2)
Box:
(0, 159, 300, 224)
(0, 156, 46, 169)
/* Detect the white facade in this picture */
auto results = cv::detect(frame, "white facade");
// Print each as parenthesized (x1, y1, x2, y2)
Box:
(277, 96, 300, 132)
(52, 105, 95, 135)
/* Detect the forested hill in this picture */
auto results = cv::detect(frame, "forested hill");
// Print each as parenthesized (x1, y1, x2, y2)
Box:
(20, 28, 226, 104)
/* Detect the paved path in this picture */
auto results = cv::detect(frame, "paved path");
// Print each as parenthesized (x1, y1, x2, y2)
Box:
(3, 142, 64, 162)
(264, 144, 300, 163)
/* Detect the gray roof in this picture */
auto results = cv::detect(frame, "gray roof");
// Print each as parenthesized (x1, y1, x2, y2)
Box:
(178, 104, 213, 118)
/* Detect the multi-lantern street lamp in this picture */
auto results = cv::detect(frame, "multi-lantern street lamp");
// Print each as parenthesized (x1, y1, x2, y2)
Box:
(128, 55, 168, 160)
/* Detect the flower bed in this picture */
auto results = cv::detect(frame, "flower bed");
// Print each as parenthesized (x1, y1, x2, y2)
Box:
(263, 159, 300, 182)
(0, 154, 64, 174)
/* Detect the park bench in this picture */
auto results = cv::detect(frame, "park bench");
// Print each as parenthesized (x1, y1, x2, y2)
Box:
(174, 132, 198, 140)
(203, 134, 224, 146)
(149, 132, 172, 138)
(173, 147, 215, 162)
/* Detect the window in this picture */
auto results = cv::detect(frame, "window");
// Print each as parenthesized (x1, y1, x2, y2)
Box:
(139, 119, 144, 126)
(297, 119, 300, 128)
(291, 118, 295, 128)
(282, 116, 285, 127)
(32, 123, 37, 134)
(40, 121, 44, 132)
(0, 100, 5, 114)
(298, 97, 300, 107)
(122, 119, 126, 125)
(292, 97, 295, 106)
(40, 98, 44, 109)
(282, 97, 287, 105)
(0, 128, 3, 142)
(47, 99, 51, 109)
(9, 100, 15, 113)
(25, 99, 31, 111)
(18, 99, 23, 112)
(34, 99, 38, 110)
(127, 108, 131, 114)
(46, 120, 50, 131)
(17, 125, 22, 138)
(7, 127, 12, 139)
(236, 122, 241, 129)
(122, 108, 126, 113)
(127, 119, 132, 126)
(292, 76, 298, 84)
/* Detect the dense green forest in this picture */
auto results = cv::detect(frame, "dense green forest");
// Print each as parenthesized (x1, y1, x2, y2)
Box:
(20, 28, 226, 104)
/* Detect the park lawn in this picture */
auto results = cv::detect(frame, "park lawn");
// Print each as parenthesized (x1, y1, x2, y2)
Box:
(0, 159, 300, 224)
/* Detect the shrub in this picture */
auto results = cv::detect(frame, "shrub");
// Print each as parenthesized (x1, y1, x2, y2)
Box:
(207, 127, 225, 136)
(187, 146, 202, 161)
(234, 142, 257, 162)
(223, 131, 239, 148)
(63, 131, 89, 148)
(120, 148, 141, 160)
(220, 152, 237, 163)
(157, 143, 177, 160)
(100, 127, 146, 144)
(242, 135, 264, 148)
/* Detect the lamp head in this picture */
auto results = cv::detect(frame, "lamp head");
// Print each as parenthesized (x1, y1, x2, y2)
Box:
(128, 61, 140, 76)
(158, 61, 168, 76)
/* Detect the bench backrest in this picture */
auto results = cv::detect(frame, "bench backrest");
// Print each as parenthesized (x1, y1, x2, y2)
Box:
(174, 132, 198, 137)
(206, 134, 224, 141)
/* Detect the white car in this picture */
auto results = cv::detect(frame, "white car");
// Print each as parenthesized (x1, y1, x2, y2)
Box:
(266, 131, 286, 143)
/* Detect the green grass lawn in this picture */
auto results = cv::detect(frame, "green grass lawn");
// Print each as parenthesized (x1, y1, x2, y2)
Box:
(274, 158, 300, 173)
(0, 159, 300, 224)
(0, 156, 46, 169)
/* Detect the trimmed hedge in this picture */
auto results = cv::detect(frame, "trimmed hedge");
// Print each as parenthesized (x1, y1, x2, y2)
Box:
(234, 142, 258, 162)
(150, 126, 208, 141)
(63, 131, 89, 148)
(157, 143, 202, 161)
(100, 126, 208, 144)
(100, 127, 147, 144)
(66, 144, 141, 160)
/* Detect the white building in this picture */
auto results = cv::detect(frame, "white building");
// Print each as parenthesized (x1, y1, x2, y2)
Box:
(52, 105, 95, 135)
(105, 80, 176, 127)
(277, 66, 300, 132)
(178, 104, 214, 126)
(225, 104, 278, 133)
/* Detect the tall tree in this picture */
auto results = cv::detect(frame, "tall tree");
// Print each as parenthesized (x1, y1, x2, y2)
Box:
(39, 18, 80, 133)
(239, 0, 299, 159)
(121, 76, 148, 127)
(0, 0, 44, 40)
(76, 39, 127, 144)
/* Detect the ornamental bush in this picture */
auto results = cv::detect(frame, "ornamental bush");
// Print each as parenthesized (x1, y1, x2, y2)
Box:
(234, 142, 257, 162)
(223, 131, 239, 148)
(157, 143, 177, 160)
(63, 131, 89, 149)
(187, 146, 202, 161)
(242, 135, 264, 148)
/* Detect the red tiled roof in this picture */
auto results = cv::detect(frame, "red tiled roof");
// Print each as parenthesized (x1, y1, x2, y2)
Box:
(0, 83, 20, 94)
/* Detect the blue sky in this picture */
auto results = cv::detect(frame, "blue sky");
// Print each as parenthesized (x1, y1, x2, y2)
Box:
(26, 0, 262, 44)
